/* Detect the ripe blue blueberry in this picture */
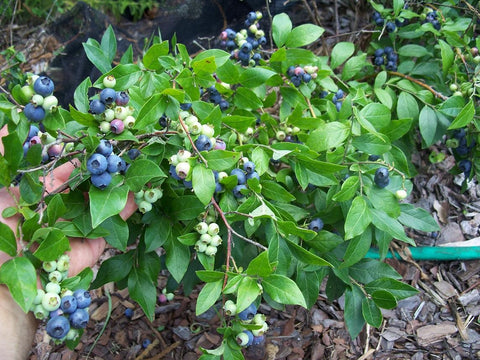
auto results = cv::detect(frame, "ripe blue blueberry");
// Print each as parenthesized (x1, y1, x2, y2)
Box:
(96, 139, 113, 157)
(374, 56, 384, 66)
(169, 165, 182, 181)
(219, 100, 229, 111)
(459, 159, 472, 178)
(195, 134, 213, 151)
(60, 295, 78, 314)
(247, 11, 257, 23)
(107, 154, 125, 173)
(374, 167, 390, 188)
(287, 66, 295, 77)
(125, 308, 133, 318)
(87, 153, 108, 175)
(368, 154, 380, 161)
(252, 335, 265, 345)
(91, 171, 112, 189)
(246, 171, 260, 182)
(238, 303, 257, 321)
(290, 75, 302, 87)
(142, 339, 152, 348)
(24, 103, 46, 122)
(128, 148, 141, 160)
(69, 308, 89, 329)
(46, 315, 70, 339)
(231, 168, 246, 184)
(241, 42, 252, 53)
(28, 124, 40, 138)
(243, 161, 256, 174)
(258, 36, 267, 46)
(384, 46, 394, 55)
(237, 330, 254, 347)
(33, 76, 54, 96)
(374, 48, 384, 57)
(158, 115, 168, 128)
(385, 21, 396, 33)
(385, 61, 397, 71)
(308, 218, 324, 232)
(73, 289, 92, 309)
(89, 99, 105, 114)
(302, 73, 312, 83)
(180, 102, 192, 110)
(335, 101, 342, 112)
(115, 91, 129, 106)
(100, 88, 117, 104)
(233, 184, 247, 198)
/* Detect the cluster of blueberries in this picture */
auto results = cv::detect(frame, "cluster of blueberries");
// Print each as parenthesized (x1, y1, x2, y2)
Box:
(22, 75, 58, 123)
(207, 86, 230, 111)
(221, 302, 267, 347)
(422, 11, 441, 30)
(31, 254, 91, 342)
(286, 65, 317, 87)
(372, 11, 397, 33)
(134, 187, 163, 214)
(89, 76, 135, 135)
(374, 167, 390, 188)
(231, 160, 259, 198)
(220, 11, 266, 66)
(86, 139, 127, 189)
(373, 47, 399, 71)
(451, 128, 474, 178)
(194, 220, 222, 257)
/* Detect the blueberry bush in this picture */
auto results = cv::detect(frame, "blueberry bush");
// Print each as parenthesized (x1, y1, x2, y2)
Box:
(0, 0, 479, 356)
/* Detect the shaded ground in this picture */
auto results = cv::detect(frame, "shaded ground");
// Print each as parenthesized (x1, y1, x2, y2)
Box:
(1, 1, 480, 359)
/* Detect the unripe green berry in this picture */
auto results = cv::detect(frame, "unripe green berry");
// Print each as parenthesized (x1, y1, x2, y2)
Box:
(453, 91, 463, 97)
(177, 149, 192, 162)
(42, 260, 57, 272)
(253, 313, 266, 325)
(103, 108, 115, 122)
(236, 332, 250, 347)
(255, 30, 265, 39)
(61, 289, 73, 297)
(449, 84, 458, 92)
(205, 214, 216, 224)
(34, 304, 49, 320)
(184, 115, 199, 126)
(474, 55, 480, 64)
(66, 328, 79, 341)
(56, 254, 70, 272)
(200, 233, 212, 244)
(138, 200, 153, 214)
(189, 121, 202, 135)
(144, 188, 162, 203)
(20, 85, 34, 103)
(34, 289, 45, 305)
(179, 110, 190, 119)
(103, 75, 116, 88)
(201, 124, 215, 138)
(210, 234, 222, 247)
(195, 240, 207, 253)
(165, 292, 175, 301)
(48, 270, 63, 283)
(99, 121, 111, 133)
(252, 322, 268, 336)
(169, 154, 180, 166)
(42, 95, 58, 112)
(45, 282, 61, 294)
(223, 300, 237, 315)
(31, 94, 44, 106)
(124, 115, 136, 128)
(395, 189, 408, 199)
(245, 127, 254, 136)
(134, 190, 145, 201)
(205, 245, 218, 256)
(207, 222, 220, 236)
(114, 106, 128, 120)
(177, 123, 188, 137)
(195, 222, 209, 234)
(249, 24, 258, 34)
(276, 130, 286, 141)
(42, 292, 61, 311)
(175, 162, 191, 179)
(217, 171, 228, 181)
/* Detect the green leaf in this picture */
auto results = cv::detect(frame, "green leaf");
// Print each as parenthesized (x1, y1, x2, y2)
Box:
(296, 270, 320, 309)
(3, 132, 23, 169)
(246, 251, 273, 277)
(125, 159, 166, 192)
(262, 274, 307, 308)
(0, 222, 17, 256)
(330, 42, 355, 69)
(196, 270, 225, 282)
(89, 181, 129, 228)
(397, 204, 440, 232)
(438, 40, 454, 77)
(362, 297, 383, 327)
(345, 196, 371, 240)
(0, 257, 37, 312)
(350, 258, 401, 284)
(332, 175, 359, 202)
(365, 277, 418, 300)
(285, 24, 324, 48)
(196, 280, 223, 316)
(239, 68, 277, 88)
(397, 44, 430, 57)
(47, 194, 66, 226)
(33, 228, 70, 261)
(306, 122, 350, 152)
(344, 284, 365, 338)
(439, 96, 465, 118)
(351, 132, 391, 154)
(371, 290, 397, 309)
(261, 180, 295, 203)
(164, 237, 190, 283)
(370, 208, 414, 245)
(251, 147, 270, 176)
(19, 172, 43, 205)
(134, 93, 166, 129)
(448, 99, 474, 130)
(285, 238, 332, 266)
(234, 87, 263, 110)
(169, 195, 204, 221)
(236, 277, 262, 313)
(192, 164, 216, 205)
(419, 106, 440, 146)
(145, 217, 171, 252)
(341, 226, 372, 268)
(128, 267, 156, 321)
(82, 41, 111, 73)
(101, 215, 129, 251)
(143, 42, 169, 70)
(359, 103, 391, 130)
(272, 13, 292, 47)
(90, 251, 134, 288)
(101, 25, 117, 63)
(341, 54, 367, 81)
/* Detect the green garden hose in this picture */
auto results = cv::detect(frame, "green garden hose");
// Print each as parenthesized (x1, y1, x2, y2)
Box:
(366, 246, 480, 261)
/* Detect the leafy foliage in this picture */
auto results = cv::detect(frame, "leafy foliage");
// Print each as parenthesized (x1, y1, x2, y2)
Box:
(1, 1, 479, 356)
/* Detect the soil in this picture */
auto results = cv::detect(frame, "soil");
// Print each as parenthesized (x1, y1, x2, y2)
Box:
(1, 1, 480, 359)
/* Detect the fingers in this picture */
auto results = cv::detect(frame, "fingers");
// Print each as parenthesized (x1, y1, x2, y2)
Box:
(67, 237, 106, 277)
(120, 192, 138, 220)
(42, 158, 81, 194)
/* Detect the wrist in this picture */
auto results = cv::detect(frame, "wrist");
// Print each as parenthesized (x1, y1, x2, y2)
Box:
(0, 285, 37, 360)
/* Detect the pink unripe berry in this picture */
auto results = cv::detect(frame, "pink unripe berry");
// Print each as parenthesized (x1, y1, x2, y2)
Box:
(110, 119, 125, 134)
(47, 144, 63, 158)
(214, 139, 226, 150)
(29, 136, 41, 146)
(158, 293, 168, 303)
(294, 66, 304, 76)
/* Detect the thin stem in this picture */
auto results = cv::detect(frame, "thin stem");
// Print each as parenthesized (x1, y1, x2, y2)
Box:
(388, 71, 448, 101)
(177, 114, 208, 167)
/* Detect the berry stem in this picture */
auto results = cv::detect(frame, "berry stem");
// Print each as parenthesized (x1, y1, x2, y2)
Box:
(388, 71, 448, 100)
